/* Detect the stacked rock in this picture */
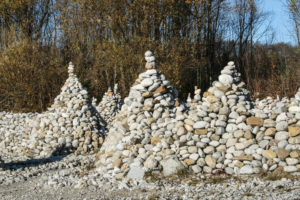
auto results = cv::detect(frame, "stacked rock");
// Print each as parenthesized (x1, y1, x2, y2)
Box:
(38, 62, 106, 156)
(0, 53, 299, 176)
(289, 88, 300, 114)
(0, 112, 33, 155)
(186, 93, 192, 106)
(92, 97, 98, 107)
(0, 62, 106, 159)
(95, 51, 188, 178)
(193, 87, 201, 102)
(145, 50, 156, 69)
(178, 61, 255, 174)
(95, 54, 300, 179)
(96, 84, 122, 126)
(247, 89, 300, 173)
(186, 87, 201, 107)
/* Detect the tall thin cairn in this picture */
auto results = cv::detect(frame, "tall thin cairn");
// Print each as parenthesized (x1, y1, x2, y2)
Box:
(95, 50, 187, 178)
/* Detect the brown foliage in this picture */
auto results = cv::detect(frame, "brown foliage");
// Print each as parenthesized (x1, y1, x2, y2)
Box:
(0, 39, 65, 112)
(0, 0, 299, 112)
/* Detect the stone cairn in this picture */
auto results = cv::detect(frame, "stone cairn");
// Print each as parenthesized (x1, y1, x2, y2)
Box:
(95, 53, 300, 179)
(0, 62, 106, 160)
(0, 51, 299, 176)
(176, 61, 254, 175)
(96, 84, 122, 126)
(95, 51, 187, 178)
(179, 62, 299, 175)
(248, 93, 300, 173)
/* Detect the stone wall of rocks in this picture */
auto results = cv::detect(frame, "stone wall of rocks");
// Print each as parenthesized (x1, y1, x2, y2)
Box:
(0, 51, 299, 176)
(95, 51, 300, 180)
(0, 63, 106, 160)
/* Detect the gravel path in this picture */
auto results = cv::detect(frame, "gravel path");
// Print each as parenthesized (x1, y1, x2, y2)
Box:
(0, 175, 300, 200)
(0, 154, 299, 200)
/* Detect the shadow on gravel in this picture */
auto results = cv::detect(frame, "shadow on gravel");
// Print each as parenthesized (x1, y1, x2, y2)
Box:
(3, 149, 69, 170)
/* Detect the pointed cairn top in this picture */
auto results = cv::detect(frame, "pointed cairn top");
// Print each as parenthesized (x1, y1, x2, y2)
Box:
(68, 62, 75, 76)
(218, 61, 236, 86)
(107, 86, 113, 96)
(194, 86, 201, 101)
(145, 50, 156, 70)
(92, 97, 97, 107)
(114, 83, 119, 94)
(187, 93, 192, 103)
(227, 61, 235, 68)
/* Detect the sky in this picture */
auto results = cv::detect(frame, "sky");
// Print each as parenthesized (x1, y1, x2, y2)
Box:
(259, 0, 296, 45)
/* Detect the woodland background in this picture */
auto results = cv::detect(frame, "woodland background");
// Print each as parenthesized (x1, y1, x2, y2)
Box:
(0, 0, 299, 112)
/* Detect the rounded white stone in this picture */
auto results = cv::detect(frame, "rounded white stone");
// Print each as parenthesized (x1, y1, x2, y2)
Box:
(145, 50, 153, 57)
(193, 121, 209, 129)
(140, 78, 153, 87)
(218, 74, 233, 86)
(145, 56, 155, 63)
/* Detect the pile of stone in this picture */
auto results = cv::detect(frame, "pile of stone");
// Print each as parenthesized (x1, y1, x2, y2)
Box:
(95, 51, 188, 178)
(95, 53, 300, 179)
(0, 62, 106, 159)
(182, 62, 300, 175)
(0, 112, 37, 157)
(172, 61, 255, 174)
(186, 87, 201, 107)
(0, 50, 299, 179)
(245, 89, 300, 174)
(96, 84, 122, 126)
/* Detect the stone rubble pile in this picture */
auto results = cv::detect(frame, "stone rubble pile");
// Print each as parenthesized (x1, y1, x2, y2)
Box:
(96, 84, 122, 126)
(0, 62, 106, 159)
(0, 50, 299, 180)
(176, 62, 299, 175)
(169, 61, 258, 175)
(246, 90, 300, 174)
(95, 52, 300, 179)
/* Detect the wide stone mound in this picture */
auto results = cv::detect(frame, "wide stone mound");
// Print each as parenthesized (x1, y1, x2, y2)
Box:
(249, 89, 300, 174)
(177, 62, 258, 174)
(95, 52, 300, 180)
(0, 62, 106, 159)
(184, 63, 300, 175)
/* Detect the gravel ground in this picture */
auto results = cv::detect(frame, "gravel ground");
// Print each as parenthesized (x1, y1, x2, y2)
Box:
(0, 153, 299, 200)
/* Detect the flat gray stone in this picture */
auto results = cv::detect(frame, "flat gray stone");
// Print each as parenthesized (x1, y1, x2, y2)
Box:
(127, 166, 145, 180)
(240, 165, 254, 174)
(160, 156, 185, 176)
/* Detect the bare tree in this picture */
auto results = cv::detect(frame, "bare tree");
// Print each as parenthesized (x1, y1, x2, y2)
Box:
(286, 0, 300, 46)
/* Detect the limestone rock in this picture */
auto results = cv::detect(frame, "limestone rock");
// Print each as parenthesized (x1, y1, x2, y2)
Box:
(264, 128, 276, 136)
(205, 155, 216, 168)
(127, 166, 145, 180)
(277, 149, 290, 160)
(288, 125, 300, 137)
(246, 117, 263, 126)
(262, 150, 276, 159)
(240, 165, 254, 174)
(160, 156, 185, 176)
